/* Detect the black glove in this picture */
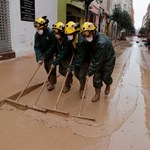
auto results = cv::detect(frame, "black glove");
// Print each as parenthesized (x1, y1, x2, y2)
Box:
(52, 60, 57, 66)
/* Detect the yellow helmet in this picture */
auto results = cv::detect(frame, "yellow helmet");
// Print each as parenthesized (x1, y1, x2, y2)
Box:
(65, 21, 80, 34)
(52, 22, 65, 33)
(81, 22, 96, 33)
(34, 17, 46, 30)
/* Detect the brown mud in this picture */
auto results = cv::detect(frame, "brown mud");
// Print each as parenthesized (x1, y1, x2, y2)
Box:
(0, 37, 150, 150)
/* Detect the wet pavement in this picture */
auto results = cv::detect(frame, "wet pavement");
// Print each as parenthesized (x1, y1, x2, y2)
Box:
(0, 37, 150, 150)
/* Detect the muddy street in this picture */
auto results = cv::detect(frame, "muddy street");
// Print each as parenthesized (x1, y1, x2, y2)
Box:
(0, 37, 150, 150)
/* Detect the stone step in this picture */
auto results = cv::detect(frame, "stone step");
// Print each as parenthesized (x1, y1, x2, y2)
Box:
(0, 51, 16, 61)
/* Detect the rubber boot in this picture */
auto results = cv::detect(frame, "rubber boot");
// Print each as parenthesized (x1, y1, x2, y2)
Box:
(62, 73, 72, 93)
(62, 85, 70, 93)
(47, 75, 56, 91)
(105, 85, 110, 95)
(92, 88, 101, 102)
(47, 82, 54, 91)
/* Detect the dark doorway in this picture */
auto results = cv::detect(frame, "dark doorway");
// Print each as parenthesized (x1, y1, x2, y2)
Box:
(66, 4, 84, 23)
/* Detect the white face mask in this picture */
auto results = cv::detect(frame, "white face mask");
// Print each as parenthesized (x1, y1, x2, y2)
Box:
(37, 30, 44, 35)
(68, 35, 73, 41)
(85, 37, 93, 42)
(55, 34, 61, 40)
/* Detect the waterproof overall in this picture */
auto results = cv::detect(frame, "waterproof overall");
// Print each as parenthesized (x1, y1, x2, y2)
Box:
(34, 27, 57, 85)
(87, 31, 116, 89)
(71, 33, 90, 93)
(53, 35, 73, 90)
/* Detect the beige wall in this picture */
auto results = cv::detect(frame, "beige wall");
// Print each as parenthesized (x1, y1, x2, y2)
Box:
(101, 0, 113, 13)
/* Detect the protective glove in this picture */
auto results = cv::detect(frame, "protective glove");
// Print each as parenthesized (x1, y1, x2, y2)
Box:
(50, 64, 55, 70)
(86, 75, 89, 79)
(38, 60, 43, 66)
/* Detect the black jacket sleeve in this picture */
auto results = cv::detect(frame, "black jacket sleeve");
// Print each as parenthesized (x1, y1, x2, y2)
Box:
(34, 33, 43, 62)
(53, 38, 70, 66)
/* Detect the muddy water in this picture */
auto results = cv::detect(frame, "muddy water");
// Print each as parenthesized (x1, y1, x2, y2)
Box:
(0, 37, 150, 150)
(108, 37, 150, 150)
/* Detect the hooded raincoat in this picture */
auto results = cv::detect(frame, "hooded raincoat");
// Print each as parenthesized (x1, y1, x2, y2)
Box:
(87, 31, 116, 89)
(34, 27, 57, 83)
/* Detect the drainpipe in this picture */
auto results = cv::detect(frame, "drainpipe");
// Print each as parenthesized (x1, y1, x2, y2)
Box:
(98, 9, 101, 32)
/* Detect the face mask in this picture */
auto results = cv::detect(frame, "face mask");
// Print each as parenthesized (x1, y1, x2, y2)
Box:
(55, 34, 61, 40)
(85, 37, 93, 42)
(68, 35, 73, 41)
(37, 30, 44, 35)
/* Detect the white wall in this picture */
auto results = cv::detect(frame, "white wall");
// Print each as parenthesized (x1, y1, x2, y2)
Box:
(9, 0, 58, 57)
(112, 0, 122, 8)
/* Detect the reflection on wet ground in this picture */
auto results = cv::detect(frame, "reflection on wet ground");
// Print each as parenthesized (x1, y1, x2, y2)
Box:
(108, 37, 150, 150)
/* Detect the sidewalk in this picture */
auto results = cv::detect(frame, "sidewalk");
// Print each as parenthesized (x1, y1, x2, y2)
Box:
(0, 56, 46, 100)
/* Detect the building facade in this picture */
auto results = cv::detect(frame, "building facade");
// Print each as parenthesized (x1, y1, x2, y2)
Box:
(142, 3, 150, 30)
(0, 0, 12, 60)
(0, 0, 57, 60)
(112, 0, 134, 18)
(88, 0, 118, 39)
(1, 0, 133, 60)
(58, 0, 85, 24)
(88, 0, 110, 33)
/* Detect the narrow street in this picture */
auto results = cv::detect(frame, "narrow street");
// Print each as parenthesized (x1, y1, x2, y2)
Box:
(0, 36, 150, 150)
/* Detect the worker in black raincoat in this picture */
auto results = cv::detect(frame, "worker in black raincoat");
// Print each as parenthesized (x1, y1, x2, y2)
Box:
(65, 21, 90, 98)
(51, 21, 73, 93)
(34, 16, 57, 91)
(81, 22, 116, 102)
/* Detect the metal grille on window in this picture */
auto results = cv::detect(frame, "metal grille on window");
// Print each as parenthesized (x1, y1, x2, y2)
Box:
(0, 0, 11, 52)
